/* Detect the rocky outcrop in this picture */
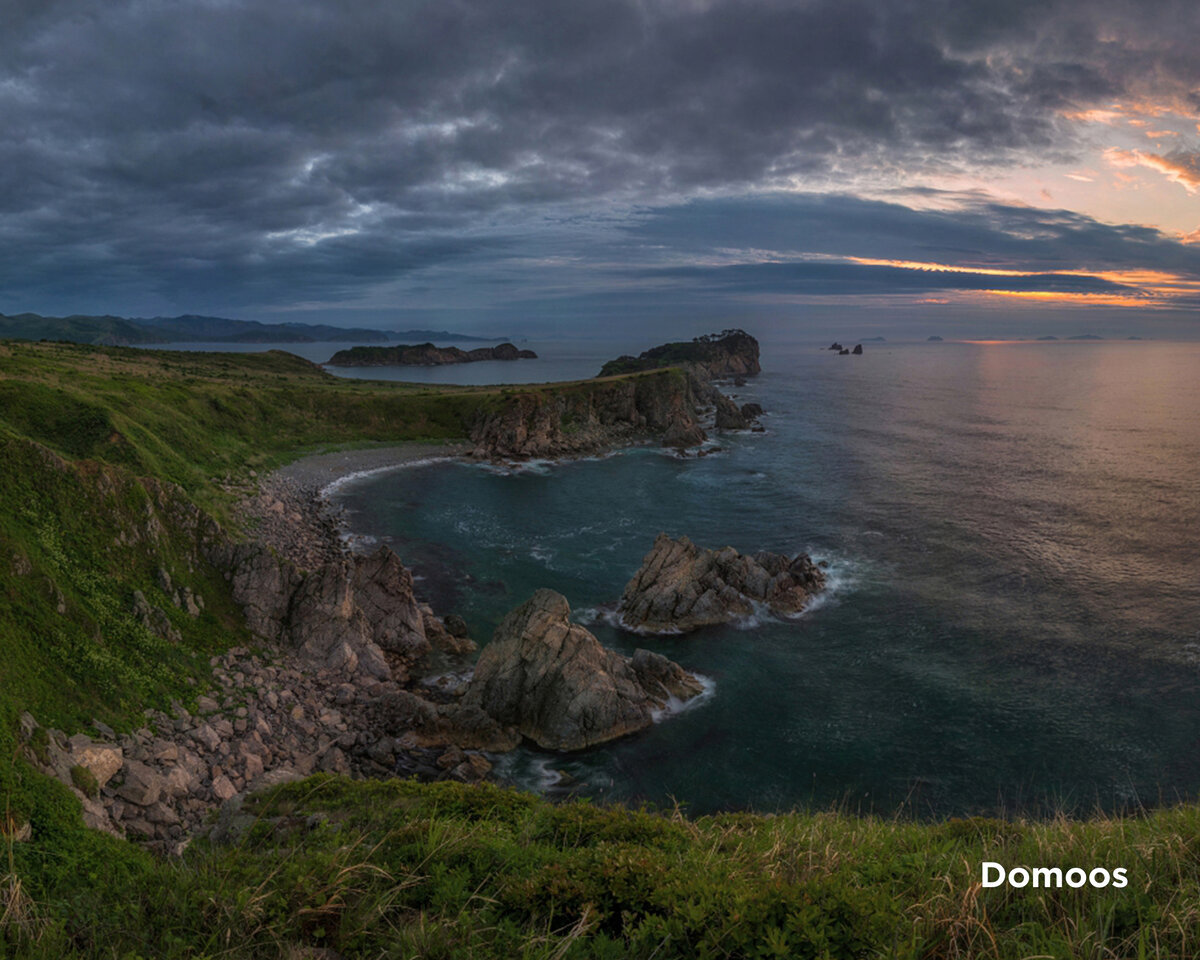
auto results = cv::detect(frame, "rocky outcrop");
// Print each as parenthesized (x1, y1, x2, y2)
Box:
(326, 342, 537, 366)
(18, 643, 498, 853)
(598, 329, 760, 379)
(461, 589, 703, 751)
(468, 369, 707, 458)
(618, 534, 826, 634)
(713, 393, 749, 430)
(212, 541, 466, 684)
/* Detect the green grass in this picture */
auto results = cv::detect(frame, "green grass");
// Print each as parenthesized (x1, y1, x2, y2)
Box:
(4, 776, 1198, 959)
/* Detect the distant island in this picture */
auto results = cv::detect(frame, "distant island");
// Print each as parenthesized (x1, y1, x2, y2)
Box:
(0, 311, 506, 346)
(326, 342, 537, 366)
(927, 335, 943, 341)
(1066, 334, 1104, 340)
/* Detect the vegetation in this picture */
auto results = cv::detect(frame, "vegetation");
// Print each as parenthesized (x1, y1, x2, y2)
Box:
(3, 776, 1198, 958)
(0, 311, 393, 346)
(598, 328, 754, 376)
(1, 338, 1197, 958)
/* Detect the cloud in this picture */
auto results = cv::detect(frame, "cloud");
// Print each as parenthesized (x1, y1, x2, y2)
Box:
(3, 0, 1200, 316)
(1105, 147, 1200, 191)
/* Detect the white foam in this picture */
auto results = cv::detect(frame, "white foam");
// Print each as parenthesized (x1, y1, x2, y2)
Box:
(321, 455, 458, 497)
(650, 673, 716, 722)
(469, 457, 555, 476)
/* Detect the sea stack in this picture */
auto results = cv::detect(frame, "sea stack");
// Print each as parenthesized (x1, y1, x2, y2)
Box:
(462, 589, 703, 750)
(618, 534, 826, 634)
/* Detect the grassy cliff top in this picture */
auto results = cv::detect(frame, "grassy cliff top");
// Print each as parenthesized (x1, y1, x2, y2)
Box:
(6, 774, 1197, 958)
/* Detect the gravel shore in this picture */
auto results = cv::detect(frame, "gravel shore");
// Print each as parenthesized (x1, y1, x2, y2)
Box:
(274, 441, 470, 492)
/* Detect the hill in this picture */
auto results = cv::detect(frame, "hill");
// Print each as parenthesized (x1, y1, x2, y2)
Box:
(0, 312, 504, 346)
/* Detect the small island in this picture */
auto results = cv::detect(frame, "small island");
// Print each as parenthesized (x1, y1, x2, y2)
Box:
(326, 342, 537, 366)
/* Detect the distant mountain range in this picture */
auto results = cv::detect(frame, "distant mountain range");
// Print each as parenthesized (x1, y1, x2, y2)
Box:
(0, 312, 504, 346)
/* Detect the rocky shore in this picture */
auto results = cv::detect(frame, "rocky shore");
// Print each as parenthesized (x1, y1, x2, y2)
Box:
(17, 331, 791, 853)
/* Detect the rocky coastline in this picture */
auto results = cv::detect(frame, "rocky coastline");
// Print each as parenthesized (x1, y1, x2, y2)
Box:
(17, 331, 805, 853)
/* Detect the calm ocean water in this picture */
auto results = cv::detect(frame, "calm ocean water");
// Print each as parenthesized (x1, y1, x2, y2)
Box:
(331, 338, 1200, 818)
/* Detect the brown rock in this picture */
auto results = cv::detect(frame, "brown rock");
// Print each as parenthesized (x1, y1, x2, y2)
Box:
(462, 590, 701, 751)
(68, 739, 124, 788)
(117, 760, 166, 806)
(617, 533, 826, 633)
(211, 775, 238, 802)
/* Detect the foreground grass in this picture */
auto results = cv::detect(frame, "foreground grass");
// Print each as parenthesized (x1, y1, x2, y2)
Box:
(3, 775, 1196, 959)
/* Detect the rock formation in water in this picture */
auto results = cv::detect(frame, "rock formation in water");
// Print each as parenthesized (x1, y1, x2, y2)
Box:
(828, 342, 843, 351)
(461, 589, 703, 751)
(618, 533, 826, 634)
(326, 342, 537, 366)
(598, 329, 760, 379)
(852, 344, 863, 355)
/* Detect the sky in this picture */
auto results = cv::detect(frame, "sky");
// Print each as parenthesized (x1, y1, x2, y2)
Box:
(4, 0, 1200, 339)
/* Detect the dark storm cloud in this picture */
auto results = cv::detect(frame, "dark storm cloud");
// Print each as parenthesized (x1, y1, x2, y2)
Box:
(2, 0, 1199, 314)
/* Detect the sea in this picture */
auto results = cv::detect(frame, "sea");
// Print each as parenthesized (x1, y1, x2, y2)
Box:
(202, 336, 1200, 818)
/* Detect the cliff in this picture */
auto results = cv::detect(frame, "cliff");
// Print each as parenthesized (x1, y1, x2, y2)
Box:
(467, 368, 707, 458)
(466, 331, 764, 459)
(597, 328, 761, 378)
(326, 342, 537, 366)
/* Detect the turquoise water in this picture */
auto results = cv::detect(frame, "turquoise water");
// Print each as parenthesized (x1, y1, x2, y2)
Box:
(333, 339, 1200, 817)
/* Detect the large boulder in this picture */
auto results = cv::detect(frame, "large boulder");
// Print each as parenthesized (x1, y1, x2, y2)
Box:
(618, 534, 826, 633)
(350, 547, 430, 660)
(462, 589, 702, 751)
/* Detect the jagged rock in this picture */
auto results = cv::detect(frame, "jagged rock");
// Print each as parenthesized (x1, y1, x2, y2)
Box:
(852, 344, 863, 355)
(714, 394, 749, 430)
(443, 614, 470, 638)
(371, 691, 520, 752)
(117, 760, 166, 806)
(422, 606, 477, 656)
(350, 547, 429, 659)
(631, 649, 705, 701)
(216, 542, 300, 641)
(828, 342, 843, 351)
(462, 590, 701, 751)
(740, 402, 764, 420)
(617, 533, 827, 633)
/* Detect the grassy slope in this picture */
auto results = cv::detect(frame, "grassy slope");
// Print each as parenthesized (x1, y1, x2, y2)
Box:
(1, 340, 1196, 958)
(8, 777, 1200, 959)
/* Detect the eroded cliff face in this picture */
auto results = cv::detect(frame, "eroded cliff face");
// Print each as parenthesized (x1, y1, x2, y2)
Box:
(467, 369, 707, 458)
(212, 541, 469, 685)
